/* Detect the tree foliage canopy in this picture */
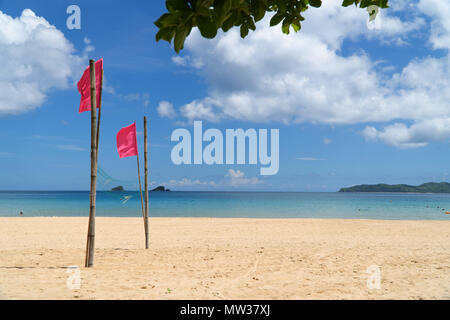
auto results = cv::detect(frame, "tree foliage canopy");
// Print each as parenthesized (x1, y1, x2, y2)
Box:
(155, 0, 390, 53)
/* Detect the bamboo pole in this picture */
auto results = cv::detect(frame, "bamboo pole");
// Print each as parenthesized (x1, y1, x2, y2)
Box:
(85, 59, 98, 268)
(144, 116, 149, 249)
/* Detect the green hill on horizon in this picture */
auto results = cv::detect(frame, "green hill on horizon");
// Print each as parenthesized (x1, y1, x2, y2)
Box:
(339, 182, 450, 193)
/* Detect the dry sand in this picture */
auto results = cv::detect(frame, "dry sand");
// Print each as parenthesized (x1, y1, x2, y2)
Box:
(0, 217, 449, 300)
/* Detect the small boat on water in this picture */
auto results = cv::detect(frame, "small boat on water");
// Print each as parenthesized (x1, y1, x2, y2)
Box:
(445, 211, 450, 215)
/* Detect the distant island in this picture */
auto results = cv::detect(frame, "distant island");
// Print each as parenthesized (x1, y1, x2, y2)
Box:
(151, 186, 171, 192)
(339, 182, 450, 193)
(111, 186, 124, 192)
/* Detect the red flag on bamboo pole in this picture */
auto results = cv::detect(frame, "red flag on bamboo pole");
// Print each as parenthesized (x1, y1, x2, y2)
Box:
(116, 122, 138, 158)
(77, 58, 103, 113)
(116, 121, 146, 245)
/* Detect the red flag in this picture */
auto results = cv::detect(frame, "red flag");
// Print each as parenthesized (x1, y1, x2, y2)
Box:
(116, 122, 138, 158)
(77, 58, 103, 113)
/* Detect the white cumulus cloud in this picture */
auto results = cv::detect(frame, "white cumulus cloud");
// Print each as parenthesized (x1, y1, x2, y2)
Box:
(226, 169, 263, 186)
(0, 9, 89, 116)
(362, 119, 450, 149)
(169, 0, 450, 148)
(157, 101, 176, 118)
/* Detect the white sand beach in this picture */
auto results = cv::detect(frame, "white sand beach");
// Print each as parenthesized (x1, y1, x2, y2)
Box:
(0, 217, 449, 299)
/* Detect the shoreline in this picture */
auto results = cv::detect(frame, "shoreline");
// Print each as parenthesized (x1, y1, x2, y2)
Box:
(3, 216, 449, 222)
(1, 217, 449, 299)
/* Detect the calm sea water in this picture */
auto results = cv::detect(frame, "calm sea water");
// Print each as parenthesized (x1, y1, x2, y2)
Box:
(1, 191, 450, 220)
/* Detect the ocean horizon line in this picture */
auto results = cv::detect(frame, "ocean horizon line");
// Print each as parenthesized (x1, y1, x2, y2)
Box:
(0, 190, 342, 193)
(3, 190, 450, 195)
(0, 189, 344, 194)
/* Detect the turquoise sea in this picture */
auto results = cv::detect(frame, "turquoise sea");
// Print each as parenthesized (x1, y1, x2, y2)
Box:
(1, 191, 450, 220)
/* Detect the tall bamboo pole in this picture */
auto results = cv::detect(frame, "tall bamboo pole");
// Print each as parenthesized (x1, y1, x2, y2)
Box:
(85, 59, 98, 268)
(144, 116, 149, 249)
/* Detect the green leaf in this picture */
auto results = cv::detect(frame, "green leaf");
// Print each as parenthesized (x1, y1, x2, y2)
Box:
(360, 0, 371, 7)
(251, 0, 267, 22)
(292, 19, 301, 32)
(166, 0, 190, 12)
(342, 0, 357, 7)
(240, 24, 249, 38)
(174, 23, 191, 53)
(281, 17, 291, 34)
(270, 12, 284, 26)
(222, 12, 237, 31)
(379, 0, 389, 8)
(155, 13, 169, 28)
(215, 0, 233, 25)
(248, 18, 256, 31)
(233, 10, 243, 26)
(155, 26, 176, 42)
(197, 16, 218, 38)
(277, 1, 287, 12)
(309, 0, 322, 8)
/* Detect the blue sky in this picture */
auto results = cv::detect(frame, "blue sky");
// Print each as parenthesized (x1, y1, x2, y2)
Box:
(0, 0, 450, 191)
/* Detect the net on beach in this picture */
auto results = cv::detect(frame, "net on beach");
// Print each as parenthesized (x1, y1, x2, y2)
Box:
(97, 166, 140, 192)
